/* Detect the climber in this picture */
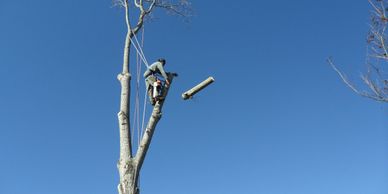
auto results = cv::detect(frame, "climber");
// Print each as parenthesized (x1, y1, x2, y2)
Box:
(144, 58, 170, 105)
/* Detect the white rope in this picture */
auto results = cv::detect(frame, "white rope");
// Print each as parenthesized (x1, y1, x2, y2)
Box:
(131, 29, 150, 66)
(131, 28, 146, 147)
(133, 50, 141, 146)
(136, 28, 145, 146)
(131, 91, 138, 146)
(139, 27, 148, 140)
(131, 45, 141, 147)
(141, 88, 148, 136)
(127, 24, 150, 150)
(129, 37, 150, 68)
(130, 26, 150, 150)
(136, 27, 146, 189)
(129, 28, 150, 68)
(129, 27, 150, 139)
(130, 47, 140, 146)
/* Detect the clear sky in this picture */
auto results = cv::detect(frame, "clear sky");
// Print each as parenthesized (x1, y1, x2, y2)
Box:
(0, 0, 387, 194)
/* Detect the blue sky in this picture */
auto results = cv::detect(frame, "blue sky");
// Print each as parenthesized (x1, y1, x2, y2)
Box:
(0, 0, 387, 194)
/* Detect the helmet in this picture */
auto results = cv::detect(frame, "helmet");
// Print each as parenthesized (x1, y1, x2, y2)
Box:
(158, 58, 166, 65)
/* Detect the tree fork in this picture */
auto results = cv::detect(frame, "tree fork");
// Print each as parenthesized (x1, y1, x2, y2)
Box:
(117, 74, 176, 194)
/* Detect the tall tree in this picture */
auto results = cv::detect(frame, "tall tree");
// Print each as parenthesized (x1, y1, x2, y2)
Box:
(113, 1, 191, 194)
(330, 0, 388, 102)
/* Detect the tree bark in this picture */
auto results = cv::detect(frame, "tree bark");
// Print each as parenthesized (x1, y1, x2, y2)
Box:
(117, 72, 135, 194)
(117, 2, 134, 194)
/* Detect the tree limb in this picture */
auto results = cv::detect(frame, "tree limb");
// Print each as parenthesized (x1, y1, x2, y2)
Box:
(144, 0, 193, 17)
(135, 74, 176, 170)
(328, 58, 388, 102)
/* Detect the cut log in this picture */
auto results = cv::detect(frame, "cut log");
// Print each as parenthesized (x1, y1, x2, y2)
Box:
(182, 76, 215, 100)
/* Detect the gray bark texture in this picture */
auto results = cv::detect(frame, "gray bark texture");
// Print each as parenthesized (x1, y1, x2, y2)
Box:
(117, 2, 133, 194)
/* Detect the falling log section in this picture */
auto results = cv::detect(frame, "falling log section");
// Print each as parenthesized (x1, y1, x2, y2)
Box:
(182, 76, 215, 100)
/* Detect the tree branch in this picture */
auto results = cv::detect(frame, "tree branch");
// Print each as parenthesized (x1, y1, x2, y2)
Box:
(135, 74, 176, 170)
(144, 0, 193, 17)
(328, 58, 388, 102)
(132, 11, 147, 35)
(328, 58, 366, 94)
(369, 0, 383, 16)
(134, 0, 141, 8)
(330, 0, 388, 103)
(146, 0, 157, 13)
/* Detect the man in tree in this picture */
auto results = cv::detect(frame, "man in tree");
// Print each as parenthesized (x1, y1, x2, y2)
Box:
(144, 58, 170, 105)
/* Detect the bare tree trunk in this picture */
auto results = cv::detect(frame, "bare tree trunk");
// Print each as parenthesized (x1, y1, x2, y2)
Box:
(117, 2, 135, 194)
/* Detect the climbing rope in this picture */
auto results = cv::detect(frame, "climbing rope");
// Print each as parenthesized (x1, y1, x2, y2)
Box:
(131, 47, 141, 147)
(131, 55, 140, 147)
(137, 27, 145, 146)
(131, 27, 147, 148)
(128, 24, 156, 155)
(129, 28, 150, 68)
(129, 27, 150, 142)
(129, 27, 151, 148)
(141, 88, 148, 136)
